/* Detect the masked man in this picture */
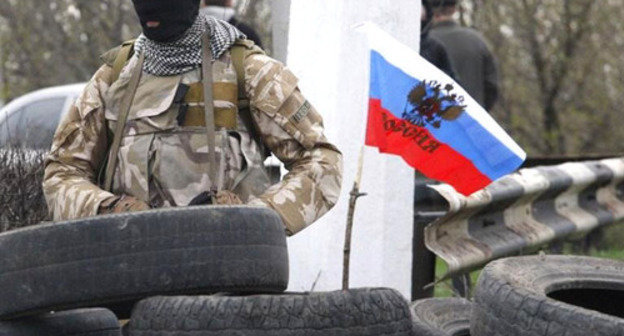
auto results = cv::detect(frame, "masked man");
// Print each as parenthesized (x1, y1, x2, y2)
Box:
(43, 0, 343, 236)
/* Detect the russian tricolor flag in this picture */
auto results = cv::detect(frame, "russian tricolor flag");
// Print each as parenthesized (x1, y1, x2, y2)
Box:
(363, 24, 526, 195)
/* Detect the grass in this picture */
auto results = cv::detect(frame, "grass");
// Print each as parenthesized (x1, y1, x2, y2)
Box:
(433, 259, 481, 298)
(590, 249, 624, 260)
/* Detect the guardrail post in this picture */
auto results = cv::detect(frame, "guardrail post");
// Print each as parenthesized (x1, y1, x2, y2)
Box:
(412, 211, 446, 300)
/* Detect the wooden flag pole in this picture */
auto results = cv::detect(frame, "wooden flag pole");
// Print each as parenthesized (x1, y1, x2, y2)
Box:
(342, 146, 368, 290)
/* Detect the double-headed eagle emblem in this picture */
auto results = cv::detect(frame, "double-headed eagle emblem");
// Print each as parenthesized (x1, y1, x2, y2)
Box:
(403, 80, 466, 129)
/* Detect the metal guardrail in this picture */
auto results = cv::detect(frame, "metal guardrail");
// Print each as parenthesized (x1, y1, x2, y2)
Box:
(425, 158, 624, 279)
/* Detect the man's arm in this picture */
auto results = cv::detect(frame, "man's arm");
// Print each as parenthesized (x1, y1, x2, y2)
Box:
(243, 54, 343, 235)
(43, 66, 117, 221)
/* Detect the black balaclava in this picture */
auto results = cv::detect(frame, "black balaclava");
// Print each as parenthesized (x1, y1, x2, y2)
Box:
(132, 0, 201, 43)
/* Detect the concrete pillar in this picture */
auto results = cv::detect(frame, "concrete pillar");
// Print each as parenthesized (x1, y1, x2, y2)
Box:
(285, 1, 421, 298)
(270, 0, 291, 63)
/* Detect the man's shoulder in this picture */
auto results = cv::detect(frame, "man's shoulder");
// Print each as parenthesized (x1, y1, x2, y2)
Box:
(422, 34, 445, 49)
(241, 50, 289, 83)
(458, 27, 493, 53)
(433, 21, 480, 36)
(421, 34, 445, 57)
(100, 40, 137, 67)
(229, 17, 263, 48)
(458, 26, 487, 41)
(432, 22, 490, 47)
(230, 38, 268, 68)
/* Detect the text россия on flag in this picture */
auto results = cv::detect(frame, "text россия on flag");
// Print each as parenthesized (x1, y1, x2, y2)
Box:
(362, 23, 526, 196)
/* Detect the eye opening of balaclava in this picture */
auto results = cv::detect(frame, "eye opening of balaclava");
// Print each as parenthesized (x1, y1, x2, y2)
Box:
(132, 0, 201, 43)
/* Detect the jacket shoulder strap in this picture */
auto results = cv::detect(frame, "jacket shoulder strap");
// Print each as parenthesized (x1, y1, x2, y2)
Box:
(230, 39, 270, 158)
(231, 39, 264, 98)
(97, 40, 137, 188)
(100, 39, 136, 85)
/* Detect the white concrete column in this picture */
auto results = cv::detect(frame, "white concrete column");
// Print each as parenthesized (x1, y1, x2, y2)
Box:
(285, 1, 421, 298)
(270, 0, 291, 63)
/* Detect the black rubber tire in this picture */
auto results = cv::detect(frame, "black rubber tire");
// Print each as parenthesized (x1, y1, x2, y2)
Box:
(0, 308, 121, 336)
(472, 255, 624, 336)
(0, 206, 288, 320)
(411, 298, 472, 336)
(127, 288, 415, 335)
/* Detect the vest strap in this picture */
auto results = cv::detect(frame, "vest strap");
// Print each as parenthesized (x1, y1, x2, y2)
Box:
(230, 40, 270, 159)
(110, 40, 136, 85)
(103, 52, 145, 192)
(202, 32, 219, 201)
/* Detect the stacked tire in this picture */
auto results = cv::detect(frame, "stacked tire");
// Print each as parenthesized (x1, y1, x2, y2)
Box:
(127, 288, 415, 335)
(411, 297, 471, 336)
(471, 255, 624, 336)
(0, 309, 121, 336)
(0, 206, 415, 335)
(408, 255, 624, 336)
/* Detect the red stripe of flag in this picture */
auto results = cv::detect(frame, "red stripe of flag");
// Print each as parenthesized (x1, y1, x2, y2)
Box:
(366, 98, 491, 195)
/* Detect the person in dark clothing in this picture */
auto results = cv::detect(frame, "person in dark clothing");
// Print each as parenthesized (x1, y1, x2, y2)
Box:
(430, 0, 499, 111)
(200, 0, 263, 48)
(420, 0, 455, 78)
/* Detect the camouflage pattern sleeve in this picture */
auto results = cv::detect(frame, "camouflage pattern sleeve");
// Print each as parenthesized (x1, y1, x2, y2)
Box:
(43, 65, 117, 221)
(243, 54, 344, 235)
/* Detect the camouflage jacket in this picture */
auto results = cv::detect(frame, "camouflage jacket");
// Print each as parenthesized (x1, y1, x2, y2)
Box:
(43, 43, 343, 235)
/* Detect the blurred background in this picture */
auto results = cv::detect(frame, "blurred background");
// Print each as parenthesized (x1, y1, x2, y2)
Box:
(0, 0, 272, 104)
(459, 0, 624, 156)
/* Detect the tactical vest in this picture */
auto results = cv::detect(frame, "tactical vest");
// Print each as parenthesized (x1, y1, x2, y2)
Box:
(99, 39, 271, 207)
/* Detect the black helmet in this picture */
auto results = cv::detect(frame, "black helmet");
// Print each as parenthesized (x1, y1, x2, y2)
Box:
(132, 0, 201, 42)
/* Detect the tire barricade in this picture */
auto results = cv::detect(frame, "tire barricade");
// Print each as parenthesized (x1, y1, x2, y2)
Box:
(425, 158, 624, 278)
